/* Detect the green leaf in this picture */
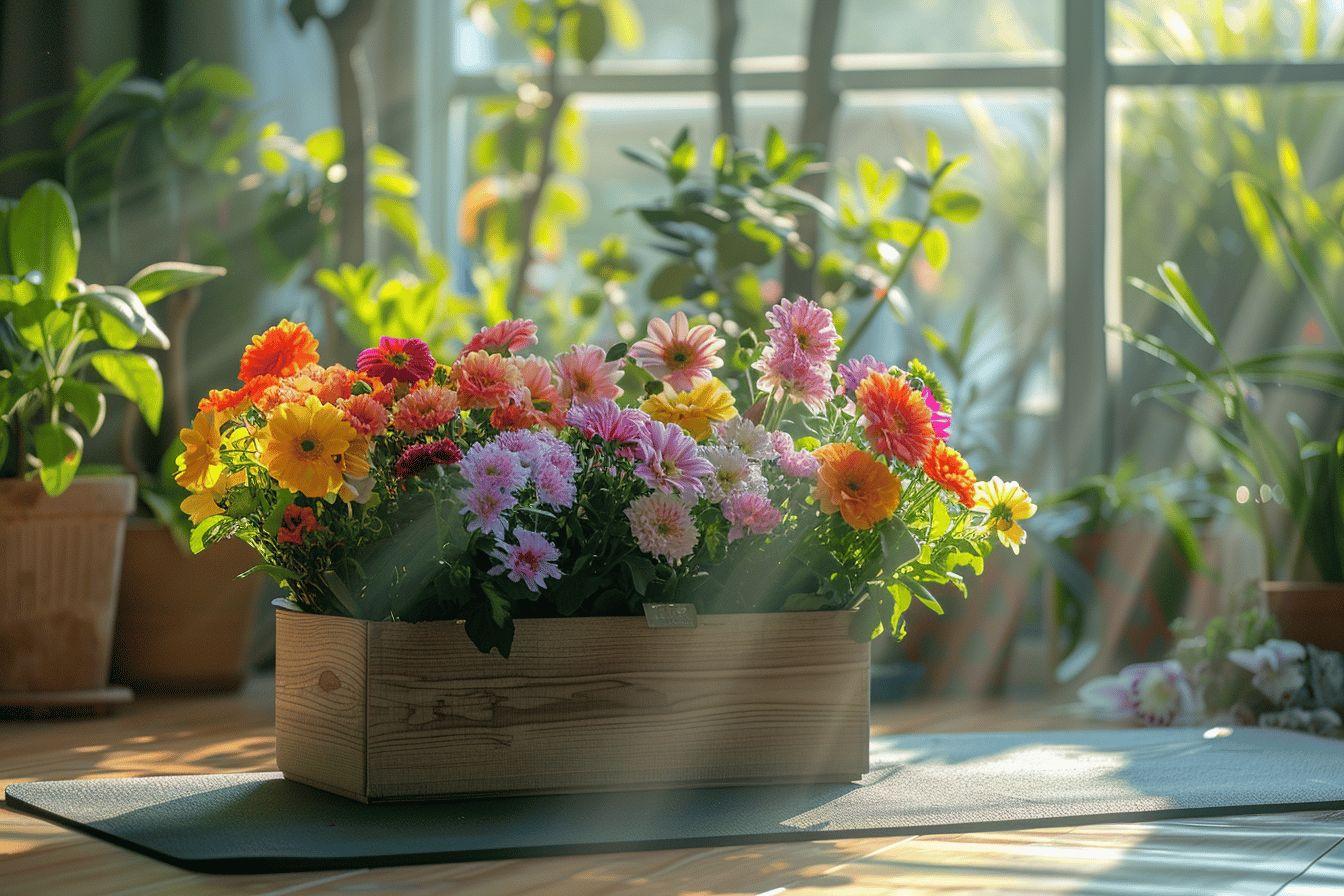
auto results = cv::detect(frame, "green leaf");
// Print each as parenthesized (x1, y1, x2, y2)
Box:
(371, 168, 419, 198)
(169, 62, 253, 100)
(304, 127, 344, 169)
(923, 226, 950, 271)
(569, 3, 608, 64)
(239, 563, 301, 584)
(8, 180, 79, 298)
(668, 139, 696, 185)
(765, 126, 788, 171)
(33, 422, 82, 496)
(930, 190, 982, 223)
(648, 259, 697, 301)
(1155, 261, 1217, 347)
(89, 350, 163, 433)
(58, 379, 106, 434)
(190, 514, 228, 555)
(55, 59, 136, 143)
(711, 134, 731, 173)
(78, 285, 169, 350)
(925, 130, 943, 171)
(126, 262, 226, 306)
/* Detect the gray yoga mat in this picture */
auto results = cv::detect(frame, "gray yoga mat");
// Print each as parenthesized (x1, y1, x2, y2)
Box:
(7, 727, 1344, 874)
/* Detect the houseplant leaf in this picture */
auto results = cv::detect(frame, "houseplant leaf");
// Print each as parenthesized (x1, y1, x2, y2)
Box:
(89, 350, 163, 433)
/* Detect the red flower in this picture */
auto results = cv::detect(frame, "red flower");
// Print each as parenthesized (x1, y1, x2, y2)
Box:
(277, 504, 322, 545)
(393, 439, 464, 480)
(462, 319, 538, 355)
(238, 320, 320, 382)
(357, 337, 437, 385)
(856, 371, 935, 468)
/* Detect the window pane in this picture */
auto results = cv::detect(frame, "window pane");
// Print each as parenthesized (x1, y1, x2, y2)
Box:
(1109, 0, 1344, 61)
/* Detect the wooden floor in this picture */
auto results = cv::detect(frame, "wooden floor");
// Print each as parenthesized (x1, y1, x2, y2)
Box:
(2, 678, 1342, 895)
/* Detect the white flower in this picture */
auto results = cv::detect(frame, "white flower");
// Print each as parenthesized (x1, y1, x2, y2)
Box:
(1078, 661, 1200, 726)
(699, 445, 766, 503)
(1229, 639, 1307, 704)
(712, 417, 775, 460)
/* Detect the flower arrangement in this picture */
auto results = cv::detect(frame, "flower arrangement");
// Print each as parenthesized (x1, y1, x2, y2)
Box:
(184, 300, 1033, 655)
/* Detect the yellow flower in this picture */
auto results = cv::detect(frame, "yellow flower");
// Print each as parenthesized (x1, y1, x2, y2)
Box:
(176, 410, 224, 491)
(640, 378, 737, 441)
(973, 476, 1036, 554)
(180, 471, 245, 524)
(337, 436, 375, 504)
(257, 395, 356, 498)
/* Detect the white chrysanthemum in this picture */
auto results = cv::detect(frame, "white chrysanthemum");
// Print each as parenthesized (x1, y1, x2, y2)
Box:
(699, 445, 766, 503)
(712, 417, 775, 460)
(625, 492, 698, 563)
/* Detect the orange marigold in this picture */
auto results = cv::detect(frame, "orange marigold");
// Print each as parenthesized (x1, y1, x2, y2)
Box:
(856, 371, 935, 468)
(238, 320, 320, 382)
(198, 375, 276, 418)
(924, 440, 977, 508)
(452, 350, 523, 410)
(812, 442, 903, 530)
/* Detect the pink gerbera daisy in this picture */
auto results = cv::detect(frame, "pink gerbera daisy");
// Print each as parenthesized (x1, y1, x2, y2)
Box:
(462, 319, 539, 355)
(635, 421, 714, 496)
(357, 336, 437, 385)
(764, 298, 839, 366)
(555, 344, 624, 405)
(722, 490, 783, 542)
(489, 528, 562, 592)
(625, 492, 699, 563)
(390, 385, 460, 436)
(628, 312, 725, 391)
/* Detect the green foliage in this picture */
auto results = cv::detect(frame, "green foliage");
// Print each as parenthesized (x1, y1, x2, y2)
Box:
(0, 181, 222, 494)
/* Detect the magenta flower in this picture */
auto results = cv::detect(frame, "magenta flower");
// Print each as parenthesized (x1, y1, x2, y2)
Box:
(357, 336, 436, 384)
(567, 399, 649, 457)
(722, 490, 783, 542)
(764, 297, 838, 366)
(459, 442, 527, 495)
(393, 439, 463, 480)
(460, 486, 515, 540)
(489, 528, 561, 592)
(922, 386, 951, 440)
(839, 355, 889, 395)
(635, 421, 714, 495)
(628, 311, 725, 391)
(462, 319, 539, 355)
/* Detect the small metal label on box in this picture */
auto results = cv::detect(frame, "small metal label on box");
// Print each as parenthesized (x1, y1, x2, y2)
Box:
(643, 603, 698, 628)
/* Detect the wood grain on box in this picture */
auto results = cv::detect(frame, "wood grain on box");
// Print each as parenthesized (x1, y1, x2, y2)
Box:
(274, 608, 870, 802)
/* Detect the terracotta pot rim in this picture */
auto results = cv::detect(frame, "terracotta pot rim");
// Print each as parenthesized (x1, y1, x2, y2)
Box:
(0, 474, 136, 517)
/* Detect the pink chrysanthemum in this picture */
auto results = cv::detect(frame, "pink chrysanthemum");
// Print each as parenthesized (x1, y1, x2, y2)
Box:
(453, 350, 523, 411)
(534, 464, 577, 509)
(460, 486, 516, 540)
(459, 442, 527, 495)
(628, 311, 725, 391)
(489, 528, 562, 592)
(390, 385, 460, 436)
(764, 297, 839, 366)
(340, 393, 390, 436)
(838, 355, 889, 395)
(625, 492, 699, 563)
(462, 319, 539, 355)
(722, 490, 783, 543)
(770, 431, 822, 478)
(357, 337, 437, 385)
(555, 344, 624, 405)
(753, 348, 834, 412)
(567, 399, 649, 458)
(923, 386, 951, 440)
(635, 421, 714, 496)
(393, 439, 463, 480)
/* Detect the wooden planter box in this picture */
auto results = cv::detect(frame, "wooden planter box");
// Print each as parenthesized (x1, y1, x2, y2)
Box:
(275, 607, 870, 802)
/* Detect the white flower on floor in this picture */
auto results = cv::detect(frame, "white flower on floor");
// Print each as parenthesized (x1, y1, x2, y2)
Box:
(1228, 639, 1307, 705)
(1078, 661, 1200, 726)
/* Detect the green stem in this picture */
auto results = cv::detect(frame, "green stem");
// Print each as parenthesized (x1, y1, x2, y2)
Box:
(840, 210, 934, 360)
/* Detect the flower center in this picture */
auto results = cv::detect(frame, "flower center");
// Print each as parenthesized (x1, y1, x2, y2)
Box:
(299, 438, 318, 454)
(388, 351, 409, 367)
(669, 348, 690, 365)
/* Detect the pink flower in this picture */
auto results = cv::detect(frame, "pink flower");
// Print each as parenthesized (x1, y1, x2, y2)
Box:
(923, 386, 951, 440)
(628, 311, 725, 391)
(625, 492, 699, 563)
(555, 344, 624, 405)
(462, 319, 538, 355)
(635, 421, 714, 496)
(567, 399, 649, 458)
(534, 464, 576, 509)
(459, 442, 527, 495)
(393, 439, 463, 480)
(460, 486, 515, 540)
(357, 337, 437, 384)
(838, 355, 889, 395)
(1078, 661, 1199, 727)
(390, 385, 460, 436)
(764, 298, 838, 366)
(722, 490, 783, 542)
(770, 431, 821, 479)
(753, 347, 834, 412)
(489, 528, 561, 592)
(340, 393, 390, 436)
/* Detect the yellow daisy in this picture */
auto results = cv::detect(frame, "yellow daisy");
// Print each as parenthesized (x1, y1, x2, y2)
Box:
(256, 395, 356, 498)
(176, 410, 224, 491)
(640, 378, 737, 441)
(973, 476, 1036, 554)
(180, 471, 245, 524)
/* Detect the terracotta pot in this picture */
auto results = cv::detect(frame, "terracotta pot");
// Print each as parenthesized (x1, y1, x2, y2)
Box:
(0, 475, 136, 692)
(1263, 581, 1344, 652)
(111, 523, 262, 693)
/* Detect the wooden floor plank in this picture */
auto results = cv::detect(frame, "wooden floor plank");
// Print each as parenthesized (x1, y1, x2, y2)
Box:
(1, 678, 1341, 896)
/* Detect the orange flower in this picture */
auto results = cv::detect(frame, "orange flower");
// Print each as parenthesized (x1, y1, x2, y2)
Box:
(812, 442, 903, 530)
(856, 372, 934, 468)
(238, 320, 320, 382)
(198, 375, 276, 418)
(457, 177, 501, 245)
(924, 440, 977, 508)
(452, 350, 522, 410)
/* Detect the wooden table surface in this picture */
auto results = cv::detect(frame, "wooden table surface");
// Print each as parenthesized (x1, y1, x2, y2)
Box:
(3, 678, 1342, 895)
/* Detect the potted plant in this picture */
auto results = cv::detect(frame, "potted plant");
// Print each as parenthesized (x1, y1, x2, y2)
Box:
(185, 303, 1032, 801)
(0, 180, 218, 695)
